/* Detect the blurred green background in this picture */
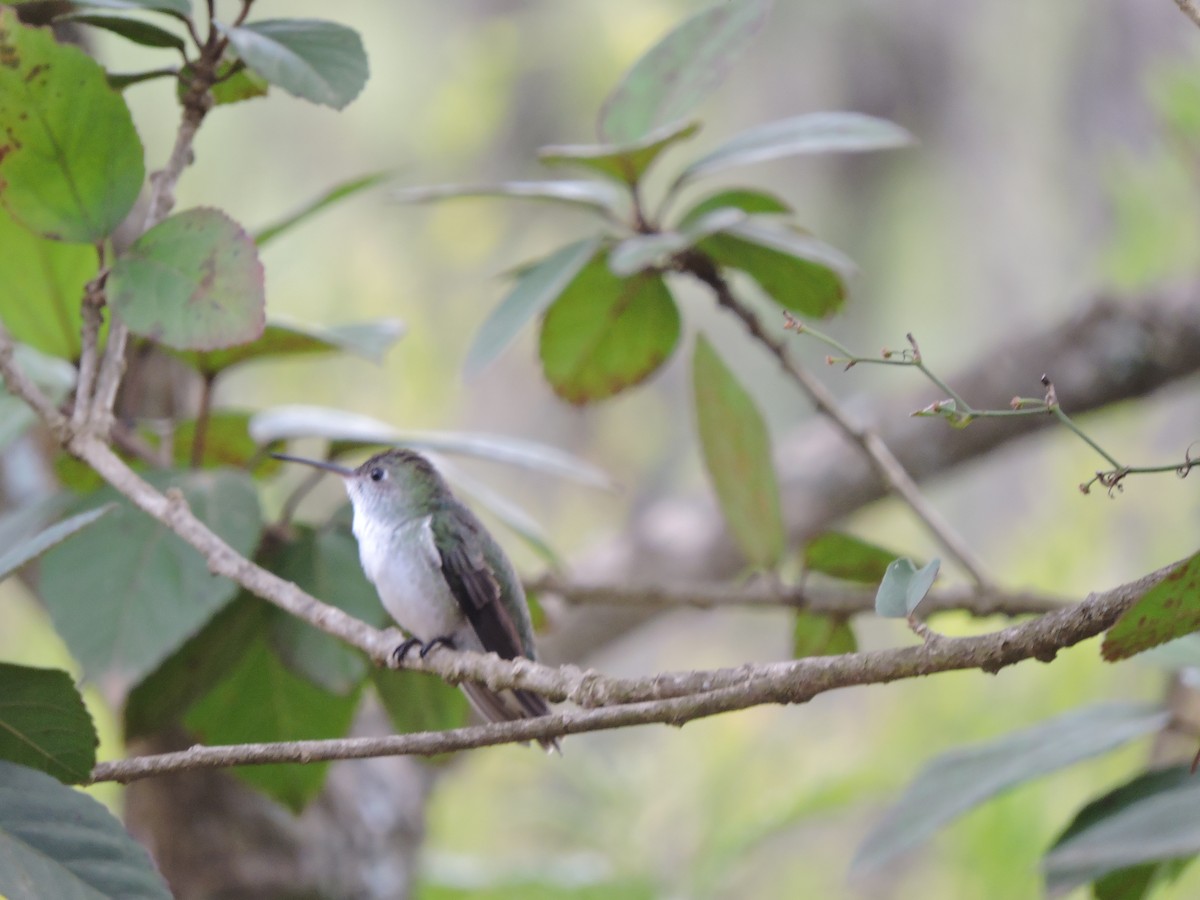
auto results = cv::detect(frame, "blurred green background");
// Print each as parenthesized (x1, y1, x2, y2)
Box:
(4, 1, 1200, 896)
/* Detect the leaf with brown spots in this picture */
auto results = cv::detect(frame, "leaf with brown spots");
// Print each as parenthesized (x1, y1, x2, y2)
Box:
(0, 7, 144, 242)
(108, 208, 266, 351)
(1102, 550, 1200, 661)
(538, 251, 681, 404)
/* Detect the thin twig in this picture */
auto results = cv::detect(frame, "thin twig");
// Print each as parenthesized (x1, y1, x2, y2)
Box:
(677, 250, 992, 587)
(88, 50, 219, 435)
(190, 374, 215, 468)
(528, 576, 1067, 618)
(86, 555, 1173, 784)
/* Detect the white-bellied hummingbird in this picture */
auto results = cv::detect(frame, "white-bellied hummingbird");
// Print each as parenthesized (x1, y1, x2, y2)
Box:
(273, 449, 557, 751)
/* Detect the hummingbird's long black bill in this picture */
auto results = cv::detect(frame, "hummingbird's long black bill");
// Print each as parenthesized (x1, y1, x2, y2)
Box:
(270, 453, 356, 477)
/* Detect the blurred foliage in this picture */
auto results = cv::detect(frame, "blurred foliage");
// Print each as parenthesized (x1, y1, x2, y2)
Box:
(2, 0, 1200, 897)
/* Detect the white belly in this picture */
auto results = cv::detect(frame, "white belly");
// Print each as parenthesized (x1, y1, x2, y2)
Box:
(352, 512, 468, 643)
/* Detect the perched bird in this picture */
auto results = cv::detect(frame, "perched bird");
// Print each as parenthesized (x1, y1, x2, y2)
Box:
(273, 449, 557, 750)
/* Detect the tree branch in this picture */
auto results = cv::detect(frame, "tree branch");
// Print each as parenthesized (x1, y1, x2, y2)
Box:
(677, 249, 993, 587)
(1174, 0, 1200, 29)
(529, 575, 1068, 618)
(87, 554, 1174, 785)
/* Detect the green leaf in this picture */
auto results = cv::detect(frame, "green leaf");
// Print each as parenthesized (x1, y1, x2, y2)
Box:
(851, 703, 1170, 874)
(251, 407, 614, 489)
(265, 525, 384, 694)
(1102, 550, 1200, 661)
(256, 171, 392, 246)
(0, 343, 76, 450)
(676, 187, 792, 229)
(1045, 767, 1198, 897)
(792, 612, 855, 658)
(222, 19, 368, 110)
(539, 120, 701, 185)
(108, 207, 266, 351)
(55, 11, 186, 50)
(466, 237, 602, 376)
(395, 181, 627, 219)
(539, 254, 681, 404)
(874, 558, 940, 617)
(124, 595, 269, 738)
(174, 317, 405, 376)
(691, 335, 785, 568)
(184, 636, 361, 812)
(802, 532, 905, 584)
(598, 0, 771, 143)
(0, 663, 97, 783)
(73, 0, 192, 17)
(37, 469, 263, 689)
(0, 206, 97, 358)
(0, 503, 113, 582)
(679, 111, 913, 182)
(0, 8, 145, 242)
(697, 220, 853, 318)
(0, 760, 172, 899)
(372, 668, 470, 740)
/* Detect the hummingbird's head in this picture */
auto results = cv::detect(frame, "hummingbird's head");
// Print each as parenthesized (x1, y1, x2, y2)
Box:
(272, 448, 448, 520)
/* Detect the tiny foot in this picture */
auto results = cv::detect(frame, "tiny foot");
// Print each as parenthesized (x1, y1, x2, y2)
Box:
(419, 635, 456, 658)
(392, 637, 423, 664)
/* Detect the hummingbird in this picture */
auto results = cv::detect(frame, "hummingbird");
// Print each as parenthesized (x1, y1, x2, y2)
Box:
(273, 449, 558, 751)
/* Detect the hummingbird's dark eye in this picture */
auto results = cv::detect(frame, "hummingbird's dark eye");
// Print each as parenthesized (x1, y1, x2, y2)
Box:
(369, 467, 385, 482)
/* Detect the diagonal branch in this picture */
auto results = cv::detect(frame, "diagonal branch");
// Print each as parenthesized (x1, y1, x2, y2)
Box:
(87, 554, 1173, 784)
(677, 249, 992, 586)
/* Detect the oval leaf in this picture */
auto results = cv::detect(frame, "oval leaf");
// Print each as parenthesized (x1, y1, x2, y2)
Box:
(599, 0, 771, 143)
(874, 557, 940, 617)
(223, 19, 368, 110)
(539, 120, 701, 185)
(698, 220, 854, 318)
(466, 236, 601, 376)
(0, 760, 172, 899)
(851, 703, 1171, 875)
(108, 207, 266, 351)
(692, 334, 785, 568)
(0, 8, 145, 242)
(0, 663, 97, 783)
(680, 111, 914, 181)
(394, 181, 627, 219)
(1102, 550, 1200, 661)
(37, 469, 264, 690)
(539, 253, 681, 404)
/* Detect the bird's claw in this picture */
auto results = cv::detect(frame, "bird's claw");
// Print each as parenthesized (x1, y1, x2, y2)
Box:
(392, 635, 456, 664)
